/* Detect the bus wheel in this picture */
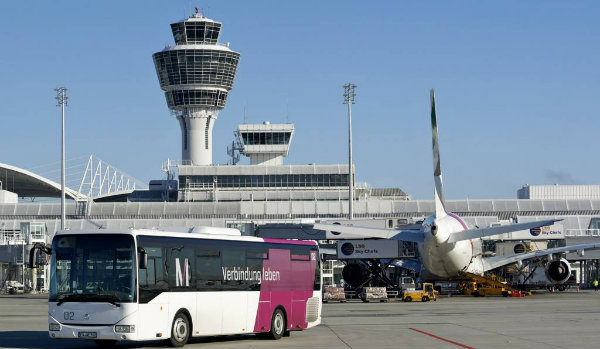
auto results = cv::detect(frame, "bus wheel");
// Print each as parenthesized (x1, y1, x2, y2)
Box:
(94, 340, 116, 348)
(269, 308, 286, 340)
(168, 312, 190, 347)
(422, 296, 429, 302)
(404, 296, 412, 302)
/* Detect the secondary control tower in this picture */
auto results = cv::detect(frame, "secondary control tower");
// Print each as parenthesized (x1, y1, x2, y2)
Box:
(153, 13, 241, 165)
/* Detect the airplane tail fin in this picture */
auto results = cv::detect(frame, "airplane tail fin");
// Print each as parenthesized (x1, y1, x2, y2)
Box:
(430, 89, 447, 218)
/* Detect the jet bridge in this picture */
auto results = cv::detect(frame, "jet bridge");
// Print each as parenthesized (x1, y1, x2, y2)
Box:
(336, 240, 418, 290)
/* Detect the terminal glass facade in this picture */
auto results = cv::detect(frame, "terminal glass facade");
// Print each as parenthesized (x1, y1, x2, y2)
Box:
(181, 174, 349, 189)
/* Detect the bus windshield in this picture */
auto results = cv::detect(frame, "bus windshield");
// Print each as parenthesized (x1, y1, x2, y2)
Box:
(49, 234, 136, 303)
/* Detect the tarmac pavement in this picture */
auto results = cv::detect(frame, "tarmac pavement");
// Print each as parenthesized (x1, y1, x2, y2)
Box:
(0, 291, 598, 349)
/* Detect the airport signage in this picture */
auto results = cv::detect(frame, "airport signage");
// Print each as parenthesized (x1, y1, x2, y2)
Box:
(515, 223, 564, 240)
(336, 240, 400, 259)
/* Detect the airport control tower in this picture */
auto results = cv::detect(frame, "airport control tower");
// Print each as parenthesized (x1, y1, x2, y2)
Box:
(153, 13, 240, 165)
(237, 122, 295, 165)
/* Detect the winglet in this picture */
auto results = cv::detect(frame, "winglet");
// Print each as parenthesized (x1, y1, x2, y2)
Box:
(431, 89, 446, 218)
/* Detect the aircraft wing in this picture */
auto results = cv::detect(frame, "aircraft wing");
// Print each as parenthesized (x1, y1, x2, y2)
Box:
(482, 242, 600, 271)
(312, 223, 425, 243)
(447, 219, 561, 243)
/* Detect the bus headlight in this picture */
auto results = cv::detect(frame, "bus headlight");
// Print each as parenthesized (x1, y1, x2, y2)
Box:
(49, 323, 61, 331)
(115, 325, 135, 333)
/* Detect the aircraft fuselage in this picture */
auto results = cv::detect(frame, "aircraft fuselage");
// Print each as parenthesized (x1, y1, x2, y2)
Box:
(418, 213, 482, 279)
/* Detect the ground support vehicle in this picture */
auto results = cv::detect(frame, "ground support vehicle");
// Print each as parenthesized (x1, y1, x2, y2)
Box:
(434, 281, 460, 295)
(5, 281, 26, 294)
(399, 277, 416, 292)
(359, 287, 388, 302)
(460, 272, 530, 297)
(323, 286, 346, 303)
(402, 283, 438, 302)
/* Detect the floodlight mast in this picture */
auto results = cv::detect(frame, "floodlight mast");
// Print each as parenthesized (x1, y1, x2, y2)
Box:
(55, 87, 68, 230)
(343, 83, 356, 220)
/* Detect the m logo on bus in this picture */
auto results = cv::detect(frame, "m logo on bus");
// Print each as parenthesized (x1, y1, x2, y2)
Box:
(175, 258, 191, 287)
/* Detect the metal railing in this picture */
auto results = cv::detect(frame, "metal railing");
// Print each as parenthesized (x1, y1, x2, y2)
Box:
(0, 231, 25, 245)
(565, 229, 600, 237)
(164, 42, 231, 50)
(186, 183, 215, 190)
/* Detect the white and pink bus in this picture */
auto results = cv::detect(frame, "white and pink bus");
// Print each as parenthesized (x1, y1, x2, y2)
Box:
(30, 227, 322, 347)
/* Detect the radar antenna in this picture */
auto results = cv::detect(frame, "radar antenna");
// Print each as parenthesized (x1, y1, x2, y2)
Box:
(227, 132, 244, 165)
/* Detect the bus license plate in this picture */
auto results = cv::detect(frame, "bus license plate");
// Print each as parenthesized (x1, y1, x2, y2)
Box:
(78, 332, 97, 339)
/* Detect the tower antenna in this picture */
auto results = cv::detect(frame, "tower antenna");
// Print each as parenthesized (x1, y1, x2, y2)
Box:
(285, 99, 289, 123)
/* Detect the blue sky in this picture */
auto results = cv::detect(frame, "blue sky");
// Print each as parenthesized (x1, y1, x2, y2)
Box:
(0, 1, 598, 199)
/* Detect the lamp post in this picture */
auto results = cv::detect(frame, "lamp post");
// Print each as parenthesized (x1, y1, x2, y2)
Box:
(343, 83, 356, 220)
(55, 87, 68, 230)
(22, 239, 25, 291)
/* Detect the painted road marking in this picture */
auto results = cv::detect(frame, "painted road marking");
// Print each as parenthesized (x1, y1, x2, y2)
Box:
(409, 328, 476, 349)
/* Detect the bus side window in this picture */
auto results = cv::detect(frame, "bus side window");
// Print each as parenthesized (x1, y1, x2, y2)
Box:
(138, 245, 166, 303)
(221, 247, 246, 290)
(196, 249, 221, 290)
(290, 246, 313, 289)
(246, 247, 267, 291)
(139, 258, 155, 286)
(168, 243, 195, 289)
(313, 249, 321, 291)
(290, 245, 315, 261)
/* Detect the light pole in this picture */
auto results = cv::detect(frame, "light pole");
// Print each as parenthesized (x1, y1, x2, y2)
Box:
(343, 83, 356, 220)
(55, 87, 68, 230)
(22, 239, 25, 291)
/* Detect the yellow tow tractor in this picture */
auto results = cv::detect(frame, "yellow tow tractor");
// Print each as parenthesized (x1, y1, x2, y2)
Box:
(402, 283, 438, 302)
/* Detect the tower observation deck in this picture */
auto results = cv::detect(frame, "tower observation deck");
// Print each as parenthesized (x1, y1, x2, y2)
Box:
(153, 14, 241, 165)
(237, 122, 295, 166)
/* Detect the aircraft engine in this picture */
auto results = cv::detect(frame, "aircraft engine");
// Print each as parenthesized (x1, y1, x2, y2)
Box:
(342, 263, 368, 288)
(545, 258, 571, 284)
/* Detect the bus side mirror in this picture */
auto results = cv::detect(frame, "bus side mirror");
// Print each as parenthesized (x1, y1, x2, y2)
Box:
(28, 247, 37, 268)
(139, 248, 148, 269)
(28, 243, 51, 268)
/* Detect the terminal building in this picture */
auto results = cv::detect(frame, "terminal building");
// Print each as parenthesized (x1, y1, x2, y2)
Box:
(518, 184, 600, 200)
(177, 121, 358, 203)
(0, 13, 599, 292)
